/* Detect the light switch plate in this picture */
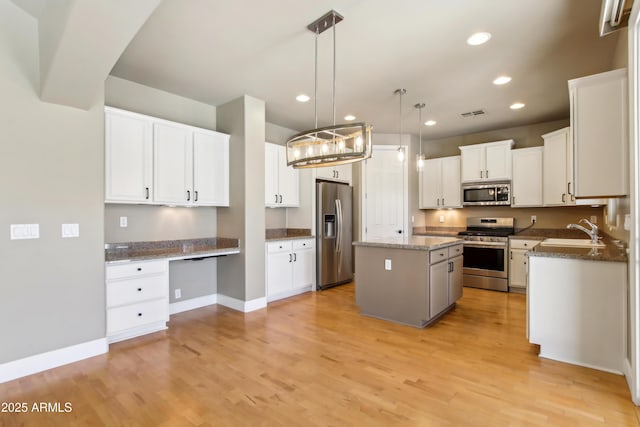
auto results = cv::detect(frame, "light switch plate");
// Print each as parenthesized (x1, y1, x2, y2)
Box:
(590, 215, 597, 224)
(439, 215, 445, 223)
(175, 289, 182, 299)
(61, 223, 79, 238)
(10, 224, 39, 240)
(625, 214, 631, 231)
(384, 259, 392, 270)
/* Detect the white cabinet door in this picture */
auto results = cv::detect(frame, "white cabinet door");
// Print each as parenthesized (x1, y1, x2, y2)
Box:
(266, 242, 293, 296)
(265, 143, 280, 206)
(278, 145, 299, 207)
(420, 158, 441, 209)
(335, 164, 352, 184)
(315, 166, 335, 180)
(570, 68, 627, 198)
(448, 255, 463, 303)
(153, 122, 192, 205)
(193, 130, 229, 206)
(105, 109, 153, 203)
(509, 249, 528, 289)
(429, 260, 449, 317)
(460, 145, 484, 182)
(292, 243, 314, 290)
(512, 147, 543, 207)
(441, 156, 461, 208)
(485, 143, 511, 181)
(316, 164, 352, 184)
(543, 128, 571, 206)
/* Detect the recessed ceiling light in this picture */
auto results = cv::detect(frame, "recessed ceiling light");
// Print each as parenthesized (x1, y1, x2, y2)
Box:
(510, 102, 525, 110)
(344, 115, 356, 121)
(296, 94, 310, 102)
(493, 76, 512, 85)
(424, 120, 437, 126)
(467, 32, 492, 46)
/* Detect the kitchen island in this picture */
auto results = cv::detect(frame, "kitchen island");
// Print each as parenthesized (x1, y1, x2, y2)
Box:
(353, 236, 463, 328)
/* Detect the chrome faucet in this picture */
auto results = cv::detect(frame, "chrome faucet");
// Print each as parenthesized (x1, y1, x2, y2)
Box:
(566, 219, 600, 243)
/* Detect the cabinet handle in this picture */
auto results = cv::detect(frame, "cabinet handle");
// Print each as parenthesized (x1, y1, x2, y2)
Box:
(289, 253, 292, 263)
(513, 196, 516, 205)
(510, 251, 513, 260)
(480, 170, 483, 179)
(194, 190, 198, 202)
(567, 182, 571, 195)
(562, 193, 566, 203)
(138, 313, 142, 317)
(279, 194, 282, 204)
(442, 198, 444, 206)
(145, 187, 150, 200)
(137, 267, 142, 271)
(437, 198, 440, 207)
(337, 171, 339, 178)
(187, 190, 191, 201)
(275, 194, 278, 204)
(293, 253, 297, 262)
(486, 170, 489, 179)
(137, 288, 142, 292)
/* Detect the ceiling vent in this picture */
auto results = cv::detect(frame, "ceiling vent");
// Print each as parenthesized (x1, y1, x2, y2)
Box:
(460, 109, 485, 118)
(600, 0, 634, 36)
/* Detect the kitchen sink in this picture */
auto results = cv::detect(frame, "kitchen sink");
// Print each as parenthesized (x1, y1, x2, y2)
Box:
(539, 238, 606, 248)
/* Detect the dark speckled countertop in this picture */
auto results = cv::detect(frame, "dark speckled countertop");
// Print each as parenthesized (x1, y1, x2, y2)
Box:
(265, 228, 313, 241)
(105, 237, 240, 263)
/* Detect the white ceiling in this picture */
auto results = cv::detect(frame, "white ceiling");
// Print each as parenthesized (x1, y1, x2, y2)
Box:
(48, 1, 630, 139)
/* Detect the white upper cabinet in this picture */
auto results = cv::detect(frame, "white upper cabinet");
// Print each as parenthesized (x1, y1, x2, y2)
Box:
(265, 142, 299, 207)
(316, 163, 352, 184)
(511, 147, 543, 207)
(419, 156, 461, 209)
(569, 68, 628, 197)
(105, 107, 229, 207)
(542, 127, 574, 206)
(459, 140, 513, 182)
(105, 108, 153, 203)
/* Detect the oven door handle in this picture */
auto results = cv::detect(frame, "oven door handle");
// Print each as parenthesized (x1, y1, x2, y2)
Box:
(462, 241, 507, 248)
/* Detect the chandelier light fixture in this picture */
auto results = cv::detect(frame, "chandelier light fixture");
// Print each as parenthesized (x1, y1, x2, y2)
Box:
(394, 88, 406, 162)
(415, 102, 426, 171)
(286, 10, 372, 169)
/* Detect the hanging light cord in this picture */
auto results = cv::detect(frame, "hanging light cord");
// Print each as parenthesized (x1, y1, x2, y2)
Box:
(332, 13, 336, 127)
(314, 27, 319, 130)
(419, 105, 423, 158)
(399, 91, 403, 147)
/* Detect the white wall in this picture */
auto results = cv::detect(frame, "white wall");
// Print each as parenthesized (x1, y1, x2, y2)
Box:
(0, 2, 105, 363)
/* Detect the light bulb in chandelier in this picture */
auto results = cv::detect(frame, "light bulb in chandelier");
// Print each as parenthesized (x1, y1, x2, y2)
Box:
(397, 147, 405, 162)
(417, 155, 424, 170)
(355, 136, 362, 148)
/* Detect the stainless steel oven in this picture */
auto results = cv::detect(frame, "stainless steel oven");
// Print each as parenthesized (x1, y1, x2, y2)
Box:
(458, 218, 514, 292)
(462, 182, 511, 206)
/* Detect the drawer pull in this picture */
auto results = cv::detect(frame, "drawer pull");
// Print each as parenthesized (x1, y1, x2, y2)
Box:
(137, 267, 142, 271)
(138, 313, 142, 317)
(137, 288, 142, 292)
(440, 253, 444, 257)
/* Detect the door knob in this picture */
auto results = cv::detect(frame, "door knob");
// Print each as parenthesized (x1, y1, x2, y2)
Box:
(397, 230, 403, 234)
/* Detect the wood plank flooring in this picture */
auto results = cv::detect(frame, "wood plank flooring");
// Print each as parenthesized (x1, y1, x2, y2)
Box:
(1, 284, 638, 426)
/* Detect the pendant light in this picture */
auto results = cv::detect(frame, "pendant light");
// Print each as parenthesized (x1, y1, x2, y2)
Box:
(415, 102, 426, 171)
(286, 10, 372, 169)
(394, 88, 406, 162)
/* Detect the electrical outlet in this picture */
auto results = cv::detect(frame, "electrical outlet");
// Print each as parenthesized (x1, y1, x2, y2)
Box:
(119, 216, 128, 228)
(384, 259, 392, 270)
(175, 289, 182, 299)
(531, 215, 536, 223)
(411, 215, 415, 224)
(590, 215, 597, 224)
(439, 215, 445, 223)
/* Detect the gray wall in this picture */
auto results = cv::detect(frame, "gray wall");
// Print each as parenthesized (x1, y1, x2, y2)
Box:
(104, 76, 219, 243)
(216, 96, 267, 301)
(169, 258, 217, 303)
(0, 3, 105, 362)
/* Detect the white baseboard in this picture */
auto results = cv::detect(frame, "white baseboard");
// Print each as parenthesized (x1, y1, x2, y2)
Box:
(217, 294, 267, 312)
(107, 322, 167, 344)
(169, 294, 218, 315)
(267, 286, 312, 303)
(539, 351, 624, 375)
(0, 338, 108, 384)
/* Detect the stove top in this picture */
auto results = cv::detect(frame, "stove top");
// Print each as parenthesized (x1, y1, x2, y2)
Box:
(457, 230, 513, 237)
(458, 217, 514, 241)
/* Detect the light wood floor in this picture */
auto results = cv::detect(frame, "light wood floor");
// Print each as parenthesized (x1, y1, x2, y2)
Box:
(1, 284, 638, 426)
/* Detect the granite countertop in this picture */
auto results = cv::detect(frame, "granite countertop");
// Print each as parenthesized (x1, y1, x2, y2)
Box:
(266, 228, 313, 241)
(511, 228, 598, 239)
(412, 226, 465, 237)
(353, 236, 462, 251)
(105, 237, 240, 263)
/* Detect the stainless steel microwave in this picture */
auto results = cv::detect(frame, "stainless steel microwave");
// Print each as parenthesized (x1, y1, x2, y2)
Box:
(462, 182, 511, 206)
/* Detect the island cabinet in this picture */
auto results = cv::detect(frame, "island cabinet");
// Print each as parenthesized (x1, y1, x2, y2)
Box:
(353, 238, 463, 328)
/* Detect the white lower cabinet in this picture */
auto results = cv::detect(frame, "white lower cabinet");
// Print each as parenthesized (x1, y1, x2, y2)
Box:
(106, 259, 169, 343)
(508, 239, 541, 291)
(266, 239, 315, 302)
(429, 244, 463, 318)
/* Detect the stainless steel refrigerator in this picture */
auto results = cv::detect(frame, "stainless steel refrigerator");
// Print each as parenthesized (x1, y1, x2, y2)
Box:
(316, 181, 353, 290)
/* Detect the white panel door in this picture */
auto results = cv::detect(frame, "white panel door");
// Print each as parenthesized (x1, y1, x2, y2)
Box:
(277, 145, 300, 207)
(153, 123, 192, 205)
(335, 164, 352, 184)
(105, 111, 153, 203)
(265, 143, 280, 206)
(420, 158, 441, 209)
(460, 146, 484, 182)
(512, 147, 543, 207)
(441, 156, 461, 208)
(193, 130, 229, 206)
(543, 129, 569, 206)
(365, 148, 406, 239)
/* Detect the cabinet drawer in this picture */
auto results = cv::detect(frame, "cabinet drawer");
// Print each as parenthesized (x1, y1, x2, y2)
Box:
(107, 275, 168, 308)
(106, 260, 168, 280)
(510, 239, 540, 250)
(448, 244, 463, 258)
(430, 248, 448, 264)
(293, 239, 314, 250)
(267, 241, 292, 253)
(107, 299, 168, 334)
